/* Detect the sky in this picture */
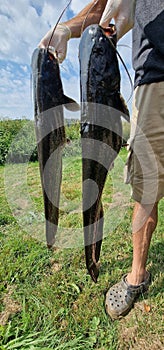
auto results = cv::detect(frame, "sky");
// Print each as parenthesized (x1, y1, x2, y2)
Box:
(0, 0, 134, 119)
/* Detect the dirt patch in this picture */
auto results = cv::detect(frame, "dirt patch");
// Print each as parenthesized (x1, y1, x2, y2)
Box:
(117, 300, 164, 349)
(0, 285, 22, 326)
(118, 336, 164, 350)
(50, 258, 62, 273)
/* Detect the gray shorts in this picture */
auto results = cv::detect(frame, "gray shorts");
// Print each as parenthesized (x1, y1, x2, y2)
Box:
(124, 81, 164, 204)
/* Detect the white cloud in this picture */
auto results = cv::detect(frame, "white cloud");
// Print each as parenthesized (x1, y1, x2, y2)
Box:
(20, 65, 29, 73)
(0, 63, 32, 118)
(0, 0, 72, 64)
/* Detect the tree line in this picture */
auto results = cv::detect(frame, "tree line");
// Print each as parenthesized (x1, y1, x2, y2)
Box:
(0, 118, 130, 165)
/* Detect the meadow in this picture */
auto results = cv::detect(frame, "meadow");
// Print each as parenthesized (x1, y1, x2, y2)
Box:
(0, 121, 163, 349)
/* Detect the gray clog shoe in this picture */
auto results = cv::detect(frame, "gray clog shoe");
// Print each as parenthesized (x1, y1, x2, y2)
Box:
(105, 272, 151, 320)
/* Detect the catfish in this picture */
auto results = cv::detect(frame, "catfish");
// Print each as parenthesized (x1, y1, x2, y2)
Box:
(79, 24, 130, 282)
(31, 47, 79, 247)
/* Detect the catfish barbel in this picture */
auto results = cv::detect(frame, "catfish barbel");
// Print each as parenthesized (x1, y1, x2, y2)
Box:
(79, 24, 130, 282)
(31, 47, 79, 247)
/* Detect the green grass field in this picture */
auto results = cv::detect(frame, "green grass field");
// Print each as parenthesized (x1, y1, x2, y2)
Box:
(0, 150, 163, 349)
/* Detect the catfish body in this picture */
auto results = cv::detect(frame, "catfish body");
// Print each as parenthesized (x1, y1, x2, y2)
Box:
(79, 24, 130, 282)
(31, 48, 78, 247)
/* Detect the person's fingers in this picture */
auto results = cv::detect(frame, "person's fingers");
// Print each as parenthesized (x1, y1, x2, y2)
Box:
(37, 24, 71, 63)
(99, 0, 136, 39)
(38, 29, 52, 48)
(99, 0, 116, 27)
(38, 42, 45, 48)
(99, 17, 112, 28)
(57, 51, 66, 63)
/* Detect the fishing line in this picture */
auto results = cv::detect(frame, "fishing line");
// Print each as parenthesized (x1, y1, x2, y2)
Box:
(117, 44, 134, 102)
(45, 0, 133, 102)
(47, 0, 72, 49)
(104, 30, 134, 102)
(79, 0, 133, 102)
(31, 1, 72, 109)
(116, 47, 133, 102)
(80, 0, 99, 36)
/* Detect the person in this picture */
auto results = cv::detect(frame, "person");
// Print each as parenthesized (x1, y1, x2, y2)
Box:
(39, 0, 164, 319)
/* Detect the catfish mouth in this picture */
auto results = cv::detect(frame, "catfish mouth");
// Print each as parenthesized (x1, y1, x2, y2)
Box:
(100, 24, 116, 37)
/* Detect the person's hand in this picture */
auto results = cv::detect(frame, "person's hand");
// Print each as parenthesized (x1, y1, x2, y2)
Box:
(38, 23, 71, 63)
(99, 0, 136, 40)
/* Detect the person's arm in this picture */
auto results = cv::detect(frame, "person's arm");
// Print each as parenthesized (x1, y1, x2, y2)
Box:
(64, 0, 108, 38)
(38, 1, 107, 62)
(39, 0, 135, 62)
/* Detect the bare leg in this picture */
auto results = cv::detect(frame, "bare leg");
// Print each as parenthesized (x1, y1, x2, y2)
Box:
(127, 201, 158, 285)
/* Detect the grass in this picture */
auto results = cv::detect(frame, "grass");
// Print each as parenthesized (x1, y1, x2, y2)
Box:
(0, 148, 163, 349)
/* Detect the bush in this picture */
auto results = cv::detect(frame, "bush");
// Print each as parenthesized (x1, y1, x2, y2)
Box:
(0, 118, 81, 165)
(122, 121, 130, 142)
(0, 118, 130, 164)
(65, 119, 81, 140)
(0, 119, 38, 165)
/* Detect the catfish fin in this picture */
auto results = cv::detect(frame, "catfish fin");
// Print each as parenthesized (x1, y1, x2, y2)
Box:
(63, 95, 80, 111)
(119, 94, 130, 122)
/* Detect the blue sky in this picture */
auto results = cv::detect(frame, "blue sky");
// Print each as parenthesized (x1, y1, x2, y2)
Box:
(0, 0, 134, 119)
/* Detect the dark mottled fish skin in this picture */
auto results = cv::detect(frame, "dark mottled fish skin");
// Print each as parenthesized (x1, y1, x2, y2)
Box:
(79, 24, 130, 282)
(31, 48, 79, 248)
